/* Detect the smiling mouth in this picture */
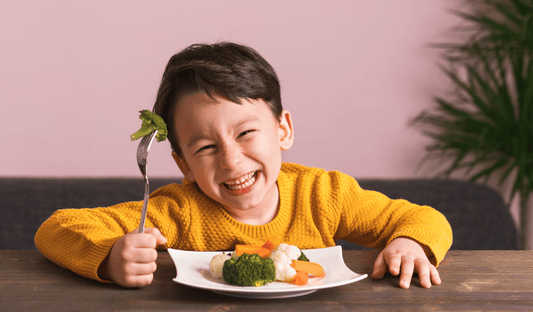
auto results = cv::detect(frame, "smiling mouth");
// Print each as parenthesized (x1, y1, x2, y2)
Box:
(223, 171, 258, 191)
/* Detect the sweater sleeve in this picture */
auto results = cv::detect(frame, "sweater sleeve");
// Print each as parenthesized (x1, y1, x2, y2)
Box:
(34, 183, 189, 282)
(35, 203, 140, 282)
(331, 172, 453, 267)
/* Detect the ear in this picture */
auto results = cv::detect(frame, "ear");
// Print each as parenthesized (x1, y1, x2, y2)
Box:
(278, 110, 294, 151)
(171, 151, 196, 182)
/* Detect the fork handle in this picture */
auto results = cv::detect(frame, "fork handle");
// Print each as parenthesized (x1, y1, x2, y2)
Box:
(138, 179, 150, 233)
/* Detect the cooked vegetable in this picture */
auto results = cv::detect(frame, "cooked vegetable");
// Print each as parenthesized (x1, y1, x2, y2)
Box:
(235, 245, 270, 259)
(222, 253, 276, 287)
(130, 110, 168, 142)
(272, 243, 301, 260)
(290, 260, 325, 277)
(261, 237, 281, 252)
(269, 249, 298, 282)
(298, 251, 309, 262)
(209, 239, 321, 287)
(293, 271, 309, 286)
(209, 252, 231, 279)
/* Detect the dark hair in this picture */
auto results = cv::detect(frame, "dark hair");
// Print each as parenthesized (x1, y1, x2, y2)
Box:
(152, 42, 283, 156)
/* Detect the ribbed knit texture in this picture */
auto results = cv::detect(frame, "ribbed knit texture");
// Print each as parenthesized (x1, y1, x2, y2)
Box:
(35, 163, 452, 282)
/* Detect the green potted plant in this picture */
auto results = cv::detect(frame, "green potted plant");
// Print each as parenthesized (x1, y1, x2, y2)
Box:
(412, 0, 533, 249)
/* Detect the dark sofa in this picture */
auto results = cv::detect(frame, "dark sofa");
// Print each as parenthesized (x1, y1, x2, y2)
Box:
(0, 177, 520, 250)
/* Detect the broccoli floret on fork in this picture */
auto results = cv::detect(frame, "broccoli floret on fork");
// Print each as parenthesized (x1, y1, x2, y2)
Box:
(130, 110, 168, 142)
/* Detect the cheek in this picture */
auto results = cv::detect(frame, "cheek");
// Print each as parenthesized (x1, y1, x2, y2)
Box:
(245, 135, 277, 159)
(248, 133, 282, 169)
(188, 159, 214, 182)
(193, 169, 220, 197)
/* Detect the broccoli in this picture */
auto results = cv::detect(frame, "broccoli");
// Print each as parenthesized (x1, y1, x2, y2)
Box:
(298, 251, 309, 262)
(222, 253, 276, 287)
(130, 110, 168, 142)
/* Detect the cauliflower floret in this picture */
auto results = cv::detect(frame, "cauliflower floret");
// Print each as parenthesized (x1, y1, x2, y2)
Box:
(273, 243, 301, 261)
(209, 253, 231, 279)
(268, 243, 303, 282)
(269, 250, 297, 282)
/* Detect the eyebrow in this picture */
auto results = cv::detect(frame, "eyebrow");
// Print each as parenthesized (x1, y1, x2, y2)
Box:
(185, 116, 261, 150)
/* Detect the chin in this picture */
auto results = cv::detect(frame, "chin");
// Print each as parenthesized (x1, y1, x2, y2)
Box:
(221, 195, 264, 211)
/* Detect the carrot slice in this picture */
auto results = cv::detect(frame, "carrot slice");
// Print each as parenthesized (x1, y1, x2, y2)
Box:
(261, 237, 281, 252)
(235, 245, 270, 258)
(293, 271, 308, 285)
(290, 260, 325, 277)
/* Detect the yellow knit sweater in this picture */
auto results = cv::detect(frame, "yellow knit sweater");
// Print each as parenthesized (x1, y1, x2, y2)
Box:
(35, 163, 452, 283)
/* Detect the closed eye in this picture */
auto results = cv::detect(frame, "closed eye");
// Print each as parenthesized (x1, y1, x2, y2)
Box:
(238, 130, 255, 138)
(195, 145, 216, 154)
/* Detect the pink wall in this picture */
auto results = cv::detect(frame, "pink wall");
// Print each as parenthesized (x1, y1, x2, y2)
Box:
(1, 0, 466, 178)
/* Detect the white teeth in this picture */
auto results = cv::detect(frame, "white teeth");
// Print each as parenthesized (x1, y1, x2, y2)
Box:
(224, 172, 257, 190)
(225, 172, 254, 185)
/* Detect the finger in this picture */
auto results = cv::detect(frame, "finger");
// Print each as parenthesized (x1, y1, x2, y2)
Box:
(132, 262, 158, 276)
(133, 233, 158, 248)
(122, 260, 157, 279)
(122, 231, 158, 249)
(430, 265, 441, 285)
(112, 260, 156, 288)
(155, 234, 167, 245)
(131, 248, 158, 263)
(386, 253, 402, 276)
(372, 251, 387, 279)
(399, 256, 414, 289)
(144, 227, 161, 236)
(121, 273, 154, 288)
(144, 228, 168, 245)
(415, 259, 432, 288)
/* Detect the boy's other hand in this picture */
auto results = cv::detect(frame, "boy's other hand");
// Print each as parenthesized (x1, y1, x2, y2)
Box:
(100, 228, 167, 288)
(371, 237, 441, 289)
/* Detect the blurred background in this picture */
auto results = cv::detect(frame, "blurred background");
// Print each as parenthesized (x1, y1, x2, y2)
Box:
(5, 0, 529, 243)
(0, 0, 465, 178)
(4, 0, 522, 227)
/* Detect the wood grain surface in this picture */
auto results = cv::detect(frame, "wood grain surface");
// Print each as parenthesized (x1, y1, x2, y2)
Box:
(1, 250, 532, 311)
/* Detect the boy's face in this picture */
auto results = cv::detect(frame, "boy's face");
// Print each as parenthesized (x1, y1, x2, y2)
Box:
(171, 92, 293, 222)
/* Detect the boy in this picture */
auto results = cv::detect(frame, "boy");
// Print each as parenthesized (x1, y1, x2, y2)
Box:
(35, 42, 452, 290)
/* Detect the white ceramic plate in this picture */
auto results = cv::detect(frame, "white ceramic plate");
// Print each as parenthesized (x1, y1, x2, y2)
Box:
(168, 245, 367, 299)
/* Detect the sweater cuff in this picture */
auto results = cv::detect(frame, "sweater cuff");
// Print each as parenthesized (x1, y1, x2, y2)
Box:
(79, 236, 121, 283)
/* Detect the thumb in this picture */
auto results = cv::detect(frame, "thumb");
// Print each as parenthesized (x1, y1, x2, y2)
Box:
(372, 250, 387, 280)
(144, 227, 167, 245)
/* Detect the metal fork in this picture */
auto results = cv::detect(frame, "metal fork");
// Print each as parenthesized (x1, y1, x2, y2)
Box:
(136, 130, 158, 233)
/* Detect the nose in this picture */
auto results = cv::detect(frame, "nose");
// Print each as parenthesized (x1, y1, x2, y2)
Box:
(219, 143, 243, 170)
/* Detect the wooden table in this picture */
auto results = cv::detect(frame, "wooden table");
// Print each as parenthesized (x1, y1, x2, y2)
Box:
(1, 250, 532, 311)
